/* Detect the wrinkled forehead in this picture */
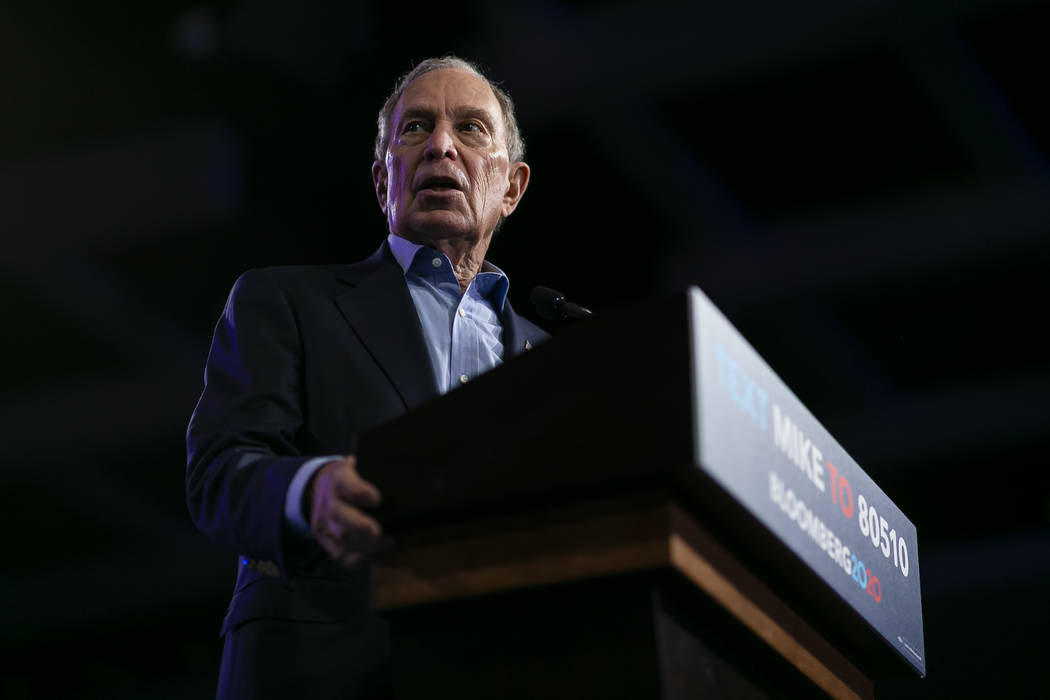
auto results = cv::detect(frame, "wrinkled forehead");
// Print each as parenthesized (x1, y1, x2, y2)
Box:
(393, 69, 503, 131)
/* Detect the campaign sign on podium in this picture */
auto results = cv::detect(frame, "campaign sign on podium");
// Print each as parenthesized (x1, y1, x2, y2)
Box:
(688, 288, 926, 676)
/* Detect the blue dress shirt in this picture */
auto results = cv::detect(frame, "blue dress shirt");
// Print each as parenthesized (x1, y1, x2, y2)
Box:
(386, 233, 509, 393)
(284, 235, 510, 535)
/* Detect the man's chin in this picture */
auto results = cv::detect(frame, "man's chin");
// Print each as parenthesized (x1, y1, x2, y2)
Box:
(402, 213, 478, 242)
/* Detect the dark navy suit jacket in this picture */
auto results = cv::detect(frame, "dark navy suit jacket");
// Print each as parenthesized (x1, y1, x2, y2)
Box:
(186, 241, 549, 699)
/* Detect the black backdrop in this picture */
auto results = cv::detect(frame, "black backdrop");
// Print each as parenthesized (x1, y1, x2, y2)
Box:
(3, 1, 1048, 697)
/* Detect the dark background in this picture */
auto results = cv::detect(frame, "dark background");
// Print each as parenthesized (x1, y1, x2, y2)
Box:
(3, 0, 1048, 697)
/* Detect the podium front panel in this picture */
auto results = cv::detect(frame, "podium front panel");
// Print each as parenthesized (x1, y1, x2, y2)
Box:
(688, 288, 926, 676)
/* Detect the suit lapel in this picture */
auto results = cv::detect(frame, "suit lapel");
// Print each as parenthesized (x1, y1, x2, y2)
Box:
(334, 244, 439, 410)
(503, 300, 546, 359)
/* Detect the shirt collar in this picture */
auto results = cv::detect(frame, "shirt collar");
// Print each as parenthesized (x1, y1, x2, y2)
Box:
(387, 233, 425, 275)
(386, 233, 509, 313)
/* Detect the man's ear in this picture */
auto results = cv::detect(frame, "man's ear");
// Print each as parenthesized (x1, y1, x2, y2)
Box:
(501, 161, 531, 217)
(371, 161, 388, 215)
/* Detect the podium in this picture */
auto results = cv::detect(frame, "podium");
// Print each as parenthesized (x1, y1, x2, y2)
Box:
(358, 289, 924, 699)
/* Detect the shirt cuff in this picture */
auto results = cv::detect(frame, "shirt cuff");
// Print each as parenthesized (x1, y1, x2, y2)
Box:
(284, 455, 343, 537)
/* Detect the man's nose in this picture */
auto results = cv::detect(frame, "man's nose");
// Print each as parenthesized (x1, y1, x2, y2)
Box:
(424, 123, 457, 160)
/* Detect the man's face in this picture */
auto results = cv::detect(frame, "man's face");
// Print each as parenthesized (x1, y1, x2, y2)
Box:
(372, 69, 529, 247)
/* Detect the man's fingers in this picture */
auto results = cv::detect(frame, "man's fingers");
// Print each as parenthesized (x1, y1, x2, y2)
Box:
(338, 552, 365, 569)
(317, 503, 386, 569)
(307, 455, 388, 568)
(333, 463, 382, 509)
(331, 499, 383, 546)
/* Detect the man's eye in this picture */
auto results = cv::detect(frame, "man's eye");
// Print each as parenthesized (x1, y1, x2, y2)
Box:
(403, 121, 425, 133)
(461, 122, 483, 133)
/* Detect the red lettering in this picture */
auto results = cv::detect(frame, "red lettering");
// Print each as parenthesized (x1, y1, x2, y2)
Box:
(837, 471, 854, 519)
(826, 461, 839, 504)
(826, 460, 855, 519)
(866, 573, 882, 603)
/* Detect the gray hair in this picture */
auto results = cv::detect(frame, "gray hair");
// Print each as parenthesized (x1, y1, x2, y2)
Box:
(374, 56, 525, 164)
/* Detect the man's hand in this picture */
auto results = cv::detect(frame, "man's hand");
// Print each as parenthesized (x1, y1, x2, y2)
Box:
(305, 456, 387, 568)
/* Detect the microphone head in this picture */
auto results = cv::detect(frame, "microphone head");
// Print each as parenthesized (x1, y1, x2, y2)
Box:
(530, 285, 592, 320)
(530, 286, 567, 320)
(530, 286, 564, 306)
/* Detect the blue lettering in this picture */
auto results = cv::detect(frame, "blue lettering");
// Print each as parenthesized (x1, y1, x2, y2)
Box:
(712, 342, 769, 432)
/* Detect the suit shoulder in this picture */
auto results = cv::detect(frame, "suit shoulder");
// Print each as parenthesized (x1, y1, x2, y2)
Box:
(235, 264, 346, 286)
(230, 244, 392, 293)
(227, 264, 354, 300)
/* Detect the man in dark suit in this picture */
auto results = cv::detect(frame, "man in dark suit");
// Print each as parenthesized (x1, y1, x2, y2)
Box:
(186, 56, 547, 698)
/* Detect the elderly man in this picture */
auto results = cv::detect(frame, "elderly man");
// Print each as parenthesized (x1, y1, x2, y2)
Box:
(186, 56, 548, 699)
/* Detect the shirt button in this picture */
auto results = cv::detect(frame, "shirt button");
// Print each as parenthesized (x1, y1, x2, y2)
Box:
(458, 308, 466, 318)
(459, 374, 469, 384)
(432, 257, 442, 267)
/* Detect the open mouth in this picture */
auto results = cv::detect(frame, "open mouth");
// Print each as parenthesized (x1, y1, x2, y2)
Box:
(417, 176, 460, 192)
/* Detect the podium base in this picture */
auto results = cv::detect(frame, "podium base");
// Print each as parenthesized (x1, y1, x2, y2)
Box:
(388, 570, 831, 699)
(376, 496, 873, 700)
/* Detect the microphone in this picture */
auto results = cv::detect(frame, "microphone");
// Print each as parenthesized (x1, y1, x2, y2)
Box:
(530, 286, 594, 320)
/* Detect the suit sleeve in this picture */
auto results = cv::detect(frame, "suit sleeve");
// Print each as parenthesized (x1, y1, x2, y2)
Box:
(185, 268, 322, 573)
